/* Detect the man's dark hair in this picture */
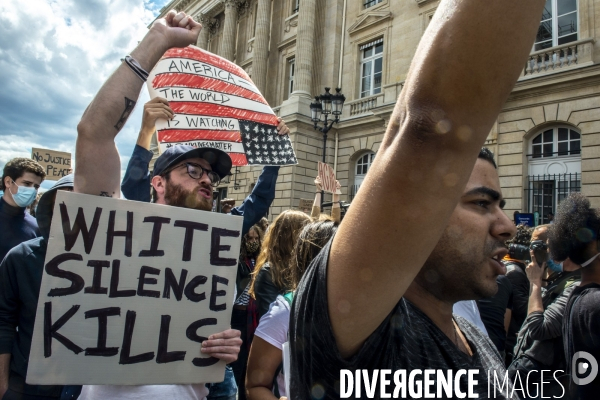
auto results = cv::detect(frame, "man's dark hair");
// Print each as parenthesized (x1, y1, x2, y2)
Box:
(1, 158, 46, 190)
(506, 223, 533, 247)
(549, 192, 600, 264)
(478, 147, 497, 169)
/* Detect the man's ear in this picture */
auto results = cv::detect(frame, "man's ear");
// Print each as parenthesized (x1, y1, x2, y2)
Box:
(3, 176, 12, 191)
(151, 175, 166, 199)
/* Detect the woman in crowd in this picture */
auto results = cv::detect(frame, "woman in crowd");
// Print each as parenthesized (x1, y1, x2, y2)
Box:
(231, 224, 265, 400)
(246, 219, 339, 399)
(248, 210, 310, 318)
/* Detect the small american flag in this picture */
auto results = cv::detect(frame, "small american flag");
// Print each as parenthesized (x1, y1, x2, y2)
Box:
(148, 46, 297, 166)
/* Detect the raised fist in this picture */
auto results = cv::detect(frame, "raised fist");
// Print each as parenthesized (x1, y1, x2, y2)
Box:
(151, 10, 202, 49)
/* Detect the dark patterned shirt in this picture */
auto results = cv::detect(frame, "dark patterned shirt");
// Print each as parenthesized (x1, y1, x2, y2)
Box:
(290, 239, 515, 399)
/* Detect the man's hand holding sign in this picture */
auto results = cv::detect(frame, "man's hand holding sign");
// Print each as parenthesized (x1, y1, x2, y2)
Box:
(28, 9, 245, 391)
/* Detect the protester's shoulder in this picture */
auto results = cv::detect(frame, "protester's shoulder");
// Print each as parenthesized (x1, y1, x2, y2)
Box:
(261, 295, 291, 324)
(455, 315, 499, 354)
(23, 211, 39, 226)
(2, 237, 45, 265)
(576, 284, 600, 312)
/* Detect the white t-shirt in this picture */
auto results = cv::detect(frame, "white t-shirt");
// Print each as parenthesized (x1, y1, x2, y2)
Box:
(79, 384, 209, 400)
(453, 300, 489, 336)
(254, 295, 290, 397)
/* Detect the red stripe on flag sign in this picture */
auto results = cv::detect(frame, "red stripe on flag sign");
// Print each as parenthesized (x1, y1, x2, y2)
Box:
(152, 74, 267, 105)
(158, 129, 242, 143)
(229, 153, 248, 166)
(169, 102, 278, 126)
(164, 47, 251, 82)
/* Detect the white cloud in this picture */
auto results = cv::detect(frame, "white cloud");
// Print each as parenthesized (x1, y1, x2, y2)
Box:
(0, 0, 170, 188)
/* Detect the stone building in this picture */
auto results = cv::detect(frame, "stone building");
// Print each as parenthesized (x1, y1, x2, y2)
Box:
(153, 0, 600, 221)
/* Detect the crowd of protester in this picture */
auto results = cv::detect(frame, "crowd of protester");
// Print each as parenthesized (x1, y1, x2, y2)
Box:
(1, 2, 600, 400)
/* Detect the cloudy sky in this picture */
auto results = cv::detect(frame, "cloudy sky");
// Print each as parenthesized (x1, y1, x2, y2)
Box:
(0, 0, 173, 189)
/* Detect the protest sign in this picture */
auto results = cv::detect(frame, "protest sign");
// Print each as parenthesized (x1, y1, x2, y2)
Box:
(147, 46, 297, 167)
(318, 162, 341, 194)
(31, 148, 72, 180)
(298, 199, 313, 214)
(515, 213, 535, 227)
(27, 192, 241, 385)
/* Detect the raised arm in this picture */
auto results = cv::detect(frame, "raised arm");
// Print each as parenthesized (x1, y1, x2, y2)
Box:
(121, 98, 174, 201)
(231, 119, 288, 235)
(328, 0, 546, 355)
(311, 176, 322, 219)
(75, 11, 201, 196)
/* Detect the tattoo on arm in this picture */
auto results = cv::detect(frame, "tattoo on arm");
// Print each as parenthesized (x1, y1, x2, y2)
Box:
(99, 192, 112, 197)
(114, 97, 136, 131)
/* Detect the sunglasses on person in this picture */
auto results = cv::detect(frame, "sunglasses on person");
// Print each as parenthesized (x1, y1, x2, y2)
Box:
(163, 162, 221, 187)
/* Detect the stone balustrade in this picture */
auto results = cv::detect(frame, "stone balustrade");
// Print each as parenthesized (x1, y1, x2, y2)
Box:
(345, 94, 384, 116)
(522, 38, 595, 78)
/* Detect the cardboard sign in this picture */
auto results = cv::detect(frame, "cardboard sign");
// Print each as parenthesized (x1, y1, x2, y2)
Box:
(318, 162, 341, 194)
(147, 46, 297, 167)
(28, 192, 241, 385)
(31, 148, 72, 180)
(298, 198, 313, 213)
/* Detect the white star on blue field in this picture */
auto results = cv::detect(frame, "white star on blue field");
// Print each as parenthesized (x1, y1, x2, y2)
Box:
(0, 0, 172, 189)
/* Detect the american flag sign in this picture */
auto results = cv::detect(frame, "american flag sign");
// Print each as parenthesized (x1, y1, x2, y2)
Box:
(318, 162, 341, 194)
(147, 46, 298, 166)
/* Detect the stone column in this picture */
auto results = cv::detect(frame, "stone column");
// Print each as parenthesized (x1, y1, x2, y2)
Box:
(252, 0, 272, 94)
(292, 0, 317, 98)
(196, 13, 210, 49)
(220, 0, 239, 61)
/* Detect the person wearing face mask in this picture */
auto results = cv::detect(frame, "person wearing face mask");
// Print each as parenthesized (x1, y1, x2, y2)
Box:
(549, 193, 600, 399)
(508, 224, 581, 398)
(231, 224, 265, 400)
(0, 158, 46, 262)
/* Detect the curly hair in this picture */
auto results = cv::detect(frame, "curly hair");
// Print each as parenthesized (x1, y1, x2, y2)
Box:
(548, 193, 600, 264)
(506, 223, 533, 247)
(249, 210, 310, 297)
(290, 219, 338, 290)
(2, 158, 46, 190)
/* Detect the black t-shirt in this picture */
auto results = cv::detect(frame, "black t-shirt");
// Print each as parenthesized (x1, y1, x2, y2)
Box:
(563, 283, 600, 399)
(478, 275, 513, 352)
(505, 261, 529, 359)
(289, 239, 514, 400)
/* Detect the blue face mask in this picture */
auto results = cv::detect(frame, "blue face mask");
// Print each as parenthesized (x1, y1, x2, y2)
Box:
(547, 258, 563, 273)
(9, 180, 38, 208)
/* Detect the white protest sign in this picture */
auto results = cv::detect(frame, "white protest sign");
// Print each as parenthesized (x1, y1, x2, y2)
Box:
(27, 192, 241, 385)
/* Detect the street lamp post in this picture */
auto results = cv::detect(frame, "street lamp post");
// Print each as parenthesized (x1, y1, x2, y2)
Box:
(309, 87, 346, 209)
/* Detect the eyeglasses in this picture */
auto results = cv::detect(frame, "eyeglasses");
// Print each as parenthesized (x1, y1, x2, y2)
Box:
(165, 162, 221, 187)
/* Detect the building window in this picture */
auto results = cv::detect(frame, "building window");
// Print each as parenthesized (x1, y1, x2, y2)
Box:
(534, 0, 578, 51)
(526, 125, 581, 223)
(364, 0, 383, 9)
(360, 39, 383, 98)
(292, 0, 299, 14)
(351, 152, 375, 200)
(288, 58, 295, 99)
(526, 173, 580, 224)
(531, 127, 580, 158)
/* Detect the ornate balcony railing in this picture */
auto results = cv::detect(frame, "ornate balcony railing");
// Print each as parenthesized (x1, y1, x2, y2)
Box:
(346, 94, 384, 116)
(522, 38, 594, 77)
